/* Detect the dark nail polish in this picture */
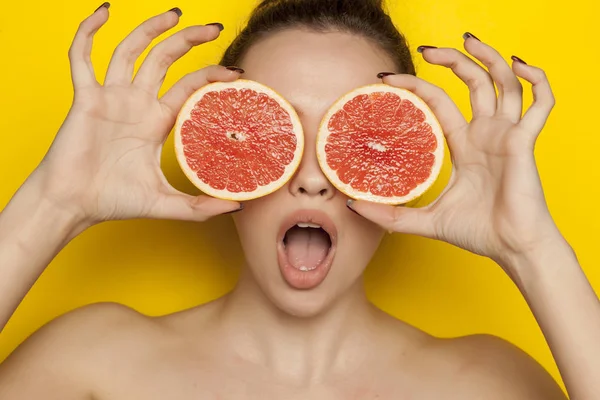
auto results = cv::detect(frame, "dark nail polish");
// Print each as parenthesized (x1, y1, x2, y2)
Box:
(377, 72, 396, 79)
(169, 7, 183, 17)
(417, 45, 438, 53)
(226, 66, 245, 74)
(346, 204, 360, 216)
(463, 32, 480, 41)
(223, 204, 244, 215)
(206, 22, 225, 31)
(346, 199, 360, 216)
(94, 2, 110, 12)
(511, 55, 527, 65)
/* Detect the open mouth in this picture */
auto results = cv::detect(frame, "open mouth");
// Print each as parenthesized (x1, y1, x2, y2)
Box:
(283, 223, 332, 272)
(277, 210, 337, 290)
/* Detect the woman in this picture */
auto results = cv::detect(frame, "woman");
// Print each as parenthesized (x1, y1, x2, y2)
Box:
(0, 0, 597, 398)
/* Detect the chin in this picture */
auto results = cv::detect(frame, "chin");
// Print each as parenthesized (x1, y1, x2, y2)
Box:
(263, 276, 346, 318)
(271, 289, 334, 318)
(234, 203, 384, 317)
(245, 254, 367, 319)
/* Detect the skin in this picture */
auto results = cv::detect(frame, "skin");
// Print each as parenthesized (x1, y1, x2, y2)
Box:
(0, 6, 598, 400)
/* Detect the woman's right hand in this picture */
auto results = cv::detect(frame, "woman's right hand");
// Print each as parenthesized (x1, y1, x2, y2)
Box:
(35, 5, 242, 226)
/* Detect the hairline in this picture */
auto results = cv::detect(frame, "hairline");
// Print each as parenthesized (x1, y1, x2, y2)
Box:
(224, 24, 408, 74)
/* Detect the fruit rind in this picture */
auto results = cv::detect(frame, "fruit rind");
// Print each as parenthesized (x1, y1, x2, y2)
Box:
(174, 79, 305, 201)
(316, 83, 445, 205)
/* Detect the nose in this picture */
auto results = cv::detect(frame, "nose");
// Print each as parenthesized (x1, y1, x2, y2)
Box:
(288, 144, 335, 200)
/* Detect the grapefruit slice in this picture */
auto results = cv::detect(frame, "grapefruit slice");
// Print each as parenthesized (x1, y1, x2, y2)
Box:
(316, 84, 444, 205)
(174, 79, 304, 201)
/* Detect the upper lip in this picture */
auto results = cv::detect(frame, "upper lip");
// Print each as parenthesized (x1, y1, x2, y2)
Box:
(277, 209, 338, 246)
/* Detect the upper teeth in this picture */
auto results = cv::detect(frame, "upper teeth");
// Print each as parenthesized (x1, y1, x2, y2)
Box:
(296, 223, 321, 229)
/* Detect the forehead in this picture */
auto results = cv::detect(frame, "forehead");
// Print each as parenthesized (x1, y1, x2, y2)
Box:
(238, 28, 397, 116)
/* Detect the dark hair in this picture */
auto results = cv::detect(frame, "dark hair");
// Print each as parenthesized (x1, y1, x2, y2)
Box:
(220, 0, 416, 75)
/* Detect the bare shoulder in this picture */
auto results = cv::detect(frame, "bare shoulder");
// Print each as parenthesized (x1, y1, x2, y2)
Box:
(373, 313, 565, 398)
(431, 334, 567, 399)
(6, 301, 156, 356)
(0, 302, 161, 399)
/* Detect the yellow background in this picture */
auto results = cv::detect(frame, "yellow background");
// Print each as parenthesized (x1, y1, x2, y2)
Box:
(1, 0, 599, 391)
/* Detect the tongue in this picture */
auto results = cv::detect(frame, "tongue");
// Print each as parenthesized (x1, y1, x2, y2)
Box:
(285, 228, 330, 271)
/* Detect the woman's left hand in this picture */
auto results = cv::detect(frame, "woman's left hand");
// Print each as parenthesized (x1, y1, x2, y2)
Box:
(348, 34, 565, 269)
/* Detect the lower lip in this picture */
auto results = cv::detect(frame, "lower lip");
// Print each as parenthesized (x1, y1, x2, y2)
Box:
(277, 241, 336, 290)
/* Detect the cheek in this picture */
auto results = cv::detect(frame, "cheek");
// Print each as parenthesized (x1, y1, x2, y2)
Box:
(356, 214, 386, 246)
(232, 197, 280, 257)
(338, 218, 385, 274)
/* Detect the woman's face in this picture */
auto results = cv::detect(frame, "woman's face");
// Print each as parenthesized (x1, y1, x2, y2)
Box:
(233, 28, 396, 317)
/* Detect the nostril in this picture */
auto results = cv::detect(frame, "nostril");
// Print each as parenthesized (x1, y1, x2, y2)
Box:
(295, 186, 329, 196)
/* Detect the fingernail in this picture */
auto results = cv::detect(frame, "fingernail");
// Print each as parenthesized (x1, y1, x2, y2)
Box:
(346, 199, 360, 216)
(377, 72, 396, 79)
(206, 22, 225, 31)
(226, 66, 245, 74)
(94, 2, 110, 12)
(463, 32, 480, 41)
(511, 55, 527, 65)
(223, 204, 244, 215)
(169, 7, 183, 17)
(417, 45, 437, 53)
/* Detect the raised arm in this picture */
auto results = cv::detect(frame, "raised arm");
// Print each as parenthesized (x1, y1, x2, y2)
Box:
(0, 172, 89, 331)
(507, 237, 599, 399)
(349, 35, 599, 398)
(0, 4, 241, 333)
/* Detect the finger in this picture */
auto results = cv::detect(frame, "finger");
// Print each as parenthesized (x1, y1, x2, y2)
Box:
(462, 35, 523, 122)
(152, 191, 242, 222)
(68, 3, 110, 88)
(104, 8, 182, 86)
(382, 74, 468, 137)
(418, 46, 497, 118)
(133, 24, 224, 94)
(512, 60, 555, 134)
(159, 65, 243, 118)
(347, 200, 436, 238)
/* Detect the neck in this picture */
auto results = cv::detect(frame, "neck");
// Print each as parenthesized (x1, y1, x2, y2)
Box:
(217, 266, 380, 383)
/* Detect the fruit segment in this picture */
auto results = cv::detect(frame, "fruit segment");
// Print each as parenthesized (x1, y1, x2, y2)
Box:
(174, 80, 304, 201)
(316, 84, 445, 205)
